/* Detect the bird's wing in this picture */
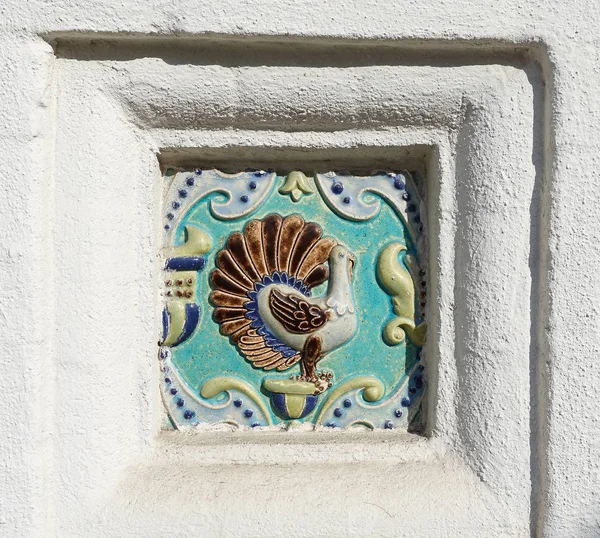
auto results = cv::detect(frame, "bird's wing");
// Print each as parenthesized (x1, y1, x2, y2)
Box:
(269, 288, 328, 334)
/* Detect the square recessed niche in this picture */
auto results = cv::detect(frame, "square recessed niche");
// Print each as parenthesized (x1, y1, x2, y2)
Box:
(159, 165, 428, 432)
(51, 40, 537, 535)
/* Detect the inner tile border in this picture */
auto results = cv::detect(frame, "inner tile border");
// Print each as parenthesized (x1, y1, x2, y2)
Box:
(158, 167, 428, 432)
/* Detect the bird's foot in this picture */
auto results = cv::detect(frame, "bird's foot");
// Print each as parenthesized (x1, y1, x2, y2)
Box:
(313, 371, 333, 394)
(312, 378, 329, 394)
(292, 374, 318, 383)
(316, 372, 333, 392)
(290, 371, 333, 394)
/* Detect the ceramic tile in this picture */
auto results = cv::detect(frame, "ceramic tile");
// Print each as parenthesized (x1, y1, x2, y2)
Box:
(159, 169, 427, 431)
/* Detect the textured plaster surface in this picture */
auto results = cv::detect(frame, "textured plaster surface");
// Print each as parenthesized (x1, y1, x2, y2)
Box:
(0, 1, 599, 537)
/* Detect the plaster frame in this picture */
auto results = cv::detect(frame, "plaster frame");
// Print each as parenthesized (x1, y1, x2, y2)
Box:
(48, 37, 540, 537)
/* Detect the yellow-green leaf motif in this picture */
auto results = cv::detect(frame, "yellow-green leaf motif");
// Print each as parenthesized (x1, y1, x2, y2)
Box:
(279, 171, 314, 202)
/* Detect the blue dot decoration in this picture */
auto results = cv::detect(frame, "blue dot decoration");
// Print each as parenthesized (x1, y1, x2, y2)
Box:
(419, 363, 425, 371)
(172, 201, 181, 209)
(326, 422, 336, 428)
(170, 388, 178, 395)
(407, 203, 416, 212)
(166, 213, 174, 220)
(415, 375, 424, 389)
(402, 192, 410, 201)
(240, 195, 249, 203)
(393, 176, 406, 190)
(401, 397, 411, 407)
(178, 189, 188, 198)
(159, 349, 169, 359)
(164, 377, 171, 384)
(343, 399, 352, 408)
(176, 398, 184, 407)
(394, 409, 403, 418)
(164, 224, 171, 230)
(249, 181, 257, 190)
(343, 196, 351, 204)
(194, 169, 202, 175)
(409, 386, 416, 394)
(244, 409, 253, 418)
(331, 182, 344, 195)
(233, 399, 243, 407)
(183, 410, 195, 420)
(186, 176, 195, 186)
(251, 422, 260, 428)
(254, 170, 267, 177)
(334, 408, 343, 418)
(384, 421, 394, 429)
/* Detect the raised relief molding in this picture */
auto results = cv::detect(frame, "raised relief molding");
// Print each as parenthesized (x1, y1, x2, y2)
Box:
(160, 169, 427, 430)
(51, 40, 537, 534)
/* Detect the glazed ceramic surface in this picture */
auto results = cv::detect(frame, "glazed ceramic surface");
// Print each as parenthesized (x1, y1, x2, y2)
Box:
(159, 169, 427, 431)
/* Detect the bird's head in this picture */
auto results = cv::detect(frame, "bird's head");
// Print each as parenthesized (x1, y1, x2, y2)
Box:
(330, 245, 356, 280)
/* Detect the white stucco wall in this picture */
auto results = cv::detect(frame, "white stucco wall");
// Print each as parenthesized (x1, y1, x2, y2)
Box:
(1, 1, 599, 537)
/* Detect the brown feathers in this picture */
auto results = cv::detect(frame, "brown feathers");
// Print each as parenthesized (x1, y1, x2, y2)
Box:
(288, 222, 322, 276)
(278, 214, 304, 273)
(262, 214, 283, 274)
(297, 237, 337, 280)
(269, 288, 328, 334)
(209, 213, 337, 372)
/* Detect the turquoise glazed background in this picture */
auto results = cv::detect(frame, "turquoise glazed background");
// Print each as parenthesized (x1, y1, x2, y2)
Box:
(168, 174, 420, 425)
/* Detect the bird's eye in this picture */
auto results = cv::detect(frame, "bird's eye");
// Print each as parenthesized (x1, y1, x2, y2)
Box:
(338, 252, 345, 259)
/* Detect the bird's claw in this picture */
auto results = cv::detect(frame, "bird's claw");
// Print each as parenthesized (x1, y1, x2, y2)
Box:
(313, 372, 334, 393)
(291, 371, 333, 394)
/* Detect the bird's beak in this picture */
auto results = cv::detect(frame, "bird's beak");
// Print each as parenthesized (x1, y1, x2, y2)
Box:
(348, 253, 356, 279)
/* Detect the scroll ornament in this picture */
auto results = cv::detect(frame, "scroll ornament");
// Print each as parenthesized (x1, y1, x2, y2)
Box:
(377, 242, 427, 346)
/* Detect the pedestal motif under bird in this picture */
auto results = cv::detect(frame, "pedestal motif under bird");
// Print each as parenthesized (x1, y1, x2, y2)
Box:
(210, 213, 357, 393)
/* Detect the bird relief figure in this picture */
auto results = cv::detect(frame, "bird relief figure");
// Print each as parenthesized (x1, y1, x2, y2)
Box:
(210, 213, 358, 394)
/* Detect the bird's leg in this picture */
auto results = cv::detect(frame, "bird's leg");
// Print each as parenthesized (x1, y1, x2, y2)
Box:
(300, 335, 321, 382)
(299, 359, 310, 380)
(299, 336, 332, 393)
